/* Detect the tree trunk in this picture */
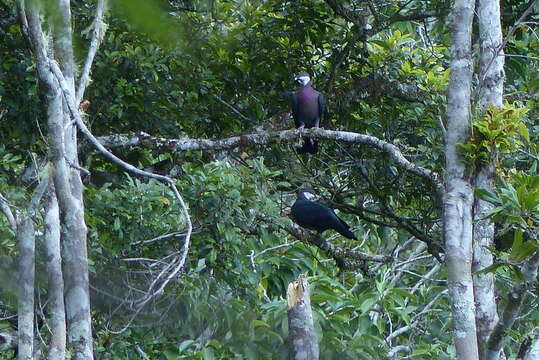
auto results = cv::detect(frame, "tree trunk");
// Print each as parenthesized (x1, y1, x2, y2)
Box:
(0, 329, 17, 352)
(524, 339, 539, 360)
(22, 0, 95, 357)
(16, 213, 35, 360)
(44, 188, 66, 360)
(50, 0, 94, 356)
(444, 0, 479, 359)
(473, 0, 505, 358)
(287, 275, 319, 360)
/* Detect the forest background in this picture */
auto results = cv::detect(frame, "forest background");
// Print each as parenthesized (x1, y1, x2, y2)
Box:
(0, 0, 538, 359)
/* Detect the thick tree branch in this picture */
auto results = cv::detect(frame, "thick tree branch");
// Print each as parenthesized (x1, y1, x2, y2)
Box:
(95, 128, 442, 194)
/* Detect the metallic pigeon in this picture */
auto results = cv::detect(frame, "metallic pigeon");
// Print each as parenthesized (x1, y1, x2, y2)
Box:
(291, 72, 325, 154)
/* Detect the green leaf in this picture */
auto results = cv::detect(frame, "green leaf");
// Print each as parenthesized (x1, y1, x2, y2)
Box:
(474, 262, 511, 275)
(250, 320, 270, 329)
(178, 340, 195, 353)
(475, 188, 500, 205)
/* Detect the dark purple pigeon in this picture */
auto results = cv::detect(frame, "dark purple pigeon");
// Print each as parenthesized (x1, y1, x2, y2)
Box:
(291, 72, 325, 154)
(291, 188, 356, 239)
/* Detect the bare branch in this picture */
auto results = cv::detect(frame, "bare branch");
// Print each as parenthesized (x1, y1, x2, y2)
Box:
(76, 0, 106, 104)
(130, 231, 186, 246)
(0, 194, 17, 232)
(253, 241, 299, 259)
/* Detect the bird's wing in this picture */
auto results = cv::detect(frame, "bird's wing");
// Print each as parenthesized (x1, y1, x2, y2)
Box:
(317, 93, 325, 127)
(290, 93, 301, 128)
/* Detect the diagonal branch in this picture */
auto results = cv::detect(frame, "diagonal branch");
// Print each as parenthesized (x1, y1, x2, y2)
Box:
(0, 193, 17, 232)
(76, 0, 107, 104)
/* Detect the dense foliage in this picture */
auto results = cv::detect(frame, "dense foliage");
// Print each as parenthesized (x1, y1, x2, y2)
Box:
(0, 0, 537, 359)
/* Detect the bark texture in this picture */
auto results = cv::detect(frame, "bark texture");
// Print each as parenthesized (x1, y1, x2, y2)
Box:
(287, 275, 319, 360)
(0, 329, 17, 351)
(23, 0, 95, 358)
(524, 339, 539, 360)
(16, 213, 35, 360)
(473, 0, 505, 358)
(444, 0, 479, 358)
(44, 188, 66, 360)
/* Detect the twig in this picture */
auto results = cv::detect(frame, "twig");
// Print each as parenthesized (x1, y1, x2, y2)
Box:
(386, 289, 448, 342)
(481, 0, 538, 84)
(518, 149, 539, 161)
(135, 344, 150, 360)
(211, 94, 251, 123)
(253, 241, 299, 259)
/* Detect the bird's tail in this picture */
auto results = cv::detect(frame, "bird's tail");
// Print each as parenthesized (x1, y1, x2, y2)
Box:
(338, 228, 357, 240)
(336, 218, 357, 239)
(296, 138, 318, 154)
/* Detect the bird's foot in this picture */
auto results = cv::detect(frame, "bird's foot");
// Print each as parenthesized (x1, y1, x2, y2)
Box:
(297, 125, 305, 137)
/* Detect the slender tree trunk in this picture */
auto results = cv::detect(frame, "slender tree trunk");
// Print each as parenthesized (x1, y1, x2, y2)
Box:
(15, 177, 48, 359)
(16, 213, 35, 360)
(444, 0, 479, 359)
(473, 0, 505, 358)
(287, 275, 319, 360)
(44, 187, 66, 360)
(49, 90, 93, 359)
